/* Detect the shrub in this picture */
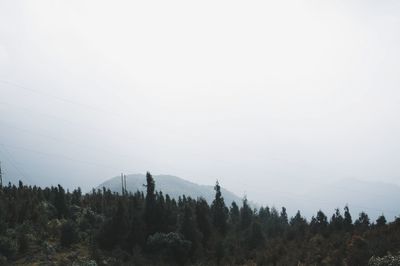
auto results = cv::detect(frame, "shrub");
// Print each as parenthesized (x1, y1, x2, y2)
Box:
(60, 220, 78, 247)
(0, 235, 17, 259)
(147, 232, 191, 265)
(369, 253, 400, 266)
(346, 235, 371, 266)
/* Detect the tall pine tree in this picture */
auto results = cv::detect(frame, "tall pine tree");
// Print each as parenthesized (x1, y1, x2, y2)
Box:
(211, 181, 227, 235)
(144, 172, 157, 237)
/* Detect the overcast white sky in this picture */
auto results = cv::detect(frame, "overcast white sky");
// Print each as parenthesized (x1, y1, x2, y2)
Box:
(1, 1, 400, 214)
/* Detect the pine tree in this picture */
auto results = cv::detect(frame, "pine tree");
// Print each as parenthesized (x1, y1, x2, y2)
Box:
(259, 206, 271, 224)
(344, 205, 353, 232)
(60, 220, 78, 247)
(54, 185, 67, 219)
(211, 181, 227, 235)
(180, 205, 198, 256)
(376, 214, 387, 227)
(195, 198, 211, 246)
(144, 172, 157, 236)
(330, 208, 344, 231)
(310, 210, 328, 234)
(97, 198, 129, 250)
(354, 212, 370, 231)
(240, 197, 252, 229)
(229, 201, 240, 226)
(247, 221, 265, 249)
(280, 207, 288, 226)
(289, 210, 307, 238)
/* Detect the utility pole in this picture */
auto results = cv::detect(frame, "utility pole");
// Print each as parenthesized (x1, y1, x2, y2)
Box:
(121, 173, 124, 195)
(124, 174, 127, 195)
(0, 161, 2, 187)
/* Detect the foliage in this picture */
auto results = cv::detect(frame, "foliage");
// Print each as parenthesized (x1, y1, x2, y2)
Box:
(60, 220, 78, 247)
(0, 176, 399, 265)
(211, 181, 228, 235)
(369, 253, 400, 266)
(147, 232, 191, 265)
(0, 231, 17, 259)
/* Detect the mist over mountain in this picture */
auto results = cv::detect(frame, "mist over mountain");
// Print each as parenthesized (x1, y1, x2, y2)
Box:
(97, 174, 243, 206)
(260, 178, 400, 222)
(96, 174, 400, 222)
(301, 178, 400, 221)
(1, 0, 400, 264)
(4, 169, 399, 222)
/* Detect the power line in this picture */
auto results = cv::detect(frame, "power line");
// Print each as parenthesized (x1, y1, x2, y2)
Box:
(0, 161, 2, 187)
(0, 119, 131, 159)
(1, 139, 398, 217)
(1, 143, 120, 172)
(0, 101, 96, 129)
(0, 144, 33, 184)
(1, 79, 399, 217)
(0, 101, 142, 149)
(0, 79, 127, 119)
(0, 125, 398, 216)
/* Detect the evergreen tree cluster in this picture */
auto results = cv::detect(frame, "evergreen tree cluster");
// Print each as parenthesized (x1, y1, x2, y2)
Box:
(0, 173, 400, 265)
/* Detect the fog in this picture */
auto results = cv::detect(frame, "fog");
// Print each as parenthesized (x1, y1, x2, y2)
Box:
(1, 1, 400, 218)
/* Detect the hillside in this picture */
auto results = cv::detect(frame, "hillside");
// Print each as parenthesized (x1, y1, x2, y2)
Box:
(300, 178, 400, 220)
(2, 175, 400, 265)
(248, 178, 400, 221)
(97, 174, 242, 206)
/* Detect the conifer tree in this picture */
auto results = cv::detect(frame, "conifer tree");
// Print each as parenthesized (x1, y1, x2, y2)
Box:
(229, 201, 240, 225)
(54, 184, 67, 219)
(330, 208, 344, 231)
(259, 206, 271, 224)
(211, 181, 227, 235)
(247, 221, 265, 249)
(310, 210, 328, 234)
(180, 205, 198, 256)
(376, 214, 387, 227)
(289, 210, 307, 237)
(144, 172, 157, 236)
(344, 205, 353, 232)
(195, 198, 211, 246)
(355, 212, 370, 231)
(280, 207, 288, 225)
(240, 197, 252, 229)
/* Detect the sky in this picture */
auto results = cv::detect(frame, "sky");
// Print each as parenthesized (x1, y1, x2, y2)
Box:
(1, 1, 400, 217)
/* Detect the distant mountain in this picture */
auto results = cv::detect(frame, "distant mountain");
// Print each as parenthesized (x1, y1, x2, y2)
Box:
(97, 175, 399, 221)
(295, 178, 400, 221)
(97, 174, 243, 206)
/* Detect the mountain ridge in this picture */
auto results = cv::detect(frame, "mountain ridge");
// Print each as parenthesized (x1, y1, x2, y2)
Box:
(97, 173, 244, 206)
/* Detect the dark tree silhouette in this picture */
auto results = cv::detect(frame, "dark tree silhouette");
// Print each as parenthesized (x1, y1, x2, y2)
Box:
(0, 178, 399, 265)
(376, 214, 387, 227)
(144, 172, 157, 236)
(240, 197, 253, 229)
(211, 181, 227, 235)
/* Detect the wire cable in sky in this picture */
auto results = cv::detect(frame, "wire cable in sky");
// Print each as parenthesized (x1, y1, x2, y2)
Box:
(0, 118, 132, 159)
(0, 79, 127, 119)
(0, 144, 33, 184)
(1, 143, 121, 172)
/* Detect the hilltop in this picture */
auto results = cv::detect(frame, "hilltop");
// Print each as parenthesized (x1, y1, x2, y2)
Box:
(97, 173, 243, 206)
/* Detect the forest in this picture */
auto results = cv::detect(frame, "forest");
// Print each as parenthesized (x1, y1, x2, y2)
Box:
(0, 172, 399, 265)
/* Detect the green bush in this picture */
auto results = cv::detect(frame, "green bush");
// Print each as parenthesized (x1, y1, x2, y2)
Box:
(147, 232, 191, 265)
(369, 253, 400, 266)
(60, 220, 78, 247)
(0, 235, 17, 259)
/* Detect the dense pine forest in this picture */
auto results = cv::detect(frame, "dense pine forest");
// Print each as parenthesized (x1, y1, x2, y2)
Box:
(0, 172, 400, 265)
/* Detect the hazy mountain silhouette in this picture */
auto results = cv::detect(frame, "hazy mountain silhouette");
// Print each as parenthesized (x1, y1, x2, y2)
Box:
(294, 178, 400, 221)
(98, 174, 243, 206)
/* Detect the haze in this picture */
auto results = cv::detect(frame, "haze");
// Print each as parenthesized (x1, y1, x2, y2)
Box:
(1, 1, 400, 218)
